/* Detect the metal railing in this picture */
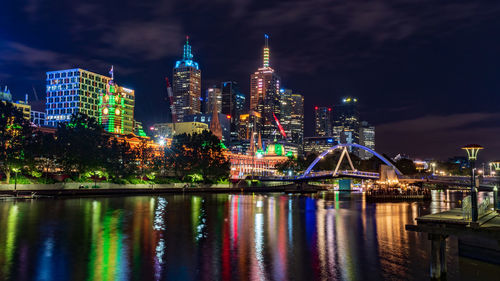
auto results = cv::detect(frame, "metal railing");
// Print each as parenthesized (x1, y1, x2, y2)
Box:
(478, 196, 491, 217)
(462, 195, 471, 221)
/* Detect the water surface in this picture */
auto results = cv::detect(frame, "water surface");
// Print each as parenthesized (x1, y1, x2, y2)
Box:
(0, 191, 498, 280)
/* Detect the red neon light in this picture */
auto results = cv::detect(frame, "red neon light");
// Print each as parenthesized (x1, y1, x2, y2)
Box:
(273, 113, 287, 138)
(315, 106, 318, 110)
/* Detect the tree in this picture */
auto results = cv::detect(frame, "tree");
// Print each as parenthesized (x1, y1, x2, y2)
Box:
(395, 158, 417, 175)
(0, 102, 33, 183)
(55, 113, 107, 179)
(104, 137, 137, 180)
(275, 157, 306, 175)
(134, 139, 155, 179)
(166, 131, 230, 183)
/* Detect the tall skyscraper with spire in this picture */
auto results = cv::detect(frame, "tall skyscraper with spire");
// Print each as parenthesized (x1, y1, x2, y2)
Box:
(172, 36, 201, 122)
(250, 34, 281, 140)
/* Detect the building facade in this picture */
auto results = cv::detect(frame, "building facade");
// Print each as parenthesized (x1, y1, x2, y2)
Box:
(221, 81, 246, 141)
(280, 89, 304, 146)
(172, 37, 201, 122)
(314, 106, 332, 136)
(359, 121, 375, 159)
(249, 35, 281, 140)
(304, 136, 337, 155)
(45, 68, 109, 127)
(99, 75, 135, 134)
(204, 86, 222, 114)
(333, 97, 360, 144)
(184, 113, 231, 144)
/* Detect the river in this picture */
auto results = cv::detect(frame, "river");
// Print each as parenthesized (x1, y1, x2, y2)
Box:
(0, 191, 498, 280)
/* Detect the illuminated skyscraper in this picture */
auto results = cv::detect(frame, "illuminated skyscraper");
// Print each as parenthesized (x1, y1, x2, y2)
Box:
(333, 97, 360, 144)
(359, 121, 375, 159)
(314, 106, 332, 137)
(250, 34, 281, 139)
(172, 36, 201, 122)
(204, 86, 222, 114)
(221, 81, 246, 141)
(280, 89, 304, 145)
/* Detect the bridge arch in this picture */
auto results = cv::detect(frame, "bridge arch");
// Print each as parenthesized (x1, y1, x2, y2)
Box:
(301, 143, 402, 177)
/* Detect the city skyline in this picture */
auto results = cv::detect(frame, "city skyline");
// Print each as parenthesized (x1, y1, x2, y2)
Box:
(2, 1, 500, 160)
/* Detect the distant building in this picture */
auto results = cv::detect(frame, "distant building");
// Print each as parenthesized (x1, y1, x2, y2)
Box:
(250, 35, 281, 140)
(314, 106, 332, 137)
(45, 68, 109, 127)
(151, 121, 208, 138)
(282, 90, 304, 147)
(238, 111, 261, 140)
(221, 81, 246, 141)
(359, 121, 375, 159)
(204, 86, 222, 114)
(333, 97, 360, 144)
(172, 37, 201, 122)
(184, 113, 231, 144)
(29, 100, 46, 126)
(0, 86, 12, 101)
(303, 136, 337, 155)
(31, 110, 45, 126)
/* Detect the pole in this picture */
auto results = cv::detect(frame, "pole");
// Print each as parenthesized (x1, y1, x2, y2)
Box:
(471, 160, 478, 222)
(493, 186, 498, 211)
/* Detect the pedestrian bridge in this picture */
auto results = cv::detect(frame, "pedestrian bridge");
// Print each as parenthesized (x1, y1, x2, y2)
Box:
(258, 143, 400, 182)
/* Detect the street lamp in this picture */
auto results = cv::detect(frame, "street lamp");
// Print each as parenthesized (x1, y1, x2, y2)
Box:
(462, 144, 484, 222)
(431, 162, 436, 175)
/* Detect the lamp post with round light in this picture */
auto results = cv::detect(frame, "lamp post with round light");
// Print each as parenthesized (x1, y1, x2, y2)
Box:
(490, 161, 500, 211)
(462, 144, 483, 222)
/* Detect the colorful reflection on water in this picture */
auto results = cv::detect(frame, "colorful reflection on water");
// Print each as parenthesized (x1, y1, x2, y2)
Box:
(0, 191, 498, 281)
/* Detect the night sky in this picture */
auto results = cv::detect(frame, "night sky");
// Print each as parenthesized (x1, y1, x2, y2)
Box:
(2, 0, 500, 161)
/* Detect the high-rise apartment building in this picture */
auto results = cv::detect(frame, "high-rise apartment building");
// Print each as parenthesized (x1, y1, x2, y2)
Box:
(172, 37, 201, 122)
(250, 35, 281, 140)
(45, 68, 110, 127)
(359, 121, 375, 159)
(314, 106, 332, 137)
(204, 86, 222, 114)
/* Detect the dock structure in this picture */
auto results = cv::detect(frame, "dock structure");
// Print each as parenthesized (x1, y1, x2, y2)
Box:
(406, 208, 500, 280)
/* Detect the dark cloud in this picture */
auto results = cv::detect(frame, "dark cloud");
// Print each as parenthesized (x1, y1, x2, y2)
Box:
(377, 113, 500, 160)
(2, 0, 500, 160)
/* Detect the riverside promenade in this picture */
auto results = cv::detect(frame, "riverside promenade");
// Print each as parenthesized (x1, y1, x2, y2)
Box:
(0, 182, 327, 196)
(406, 207, 500, 280)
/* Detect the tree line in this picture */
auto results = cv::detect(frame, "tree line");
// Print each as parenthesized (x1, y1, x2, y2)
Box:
(0, 102, 229, 184)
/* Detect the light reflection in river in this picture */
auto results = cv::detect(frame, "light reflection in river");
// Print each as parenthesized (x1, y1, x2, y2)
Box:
(0, 191, 498, 281)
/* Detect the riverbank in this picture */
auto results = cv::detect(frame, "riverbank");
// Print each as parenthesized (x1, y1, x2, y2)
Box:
(0, 182, 328, 197)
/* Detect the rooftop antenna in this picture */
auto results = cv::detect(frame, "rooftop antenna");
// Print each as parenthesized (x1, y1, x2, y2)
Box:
(263, 34, 270, 68)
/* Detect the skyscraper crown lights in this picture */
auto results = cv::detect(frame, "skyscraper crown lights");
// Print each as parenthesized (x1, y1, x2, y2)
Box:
(175, 36, 199, 70)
